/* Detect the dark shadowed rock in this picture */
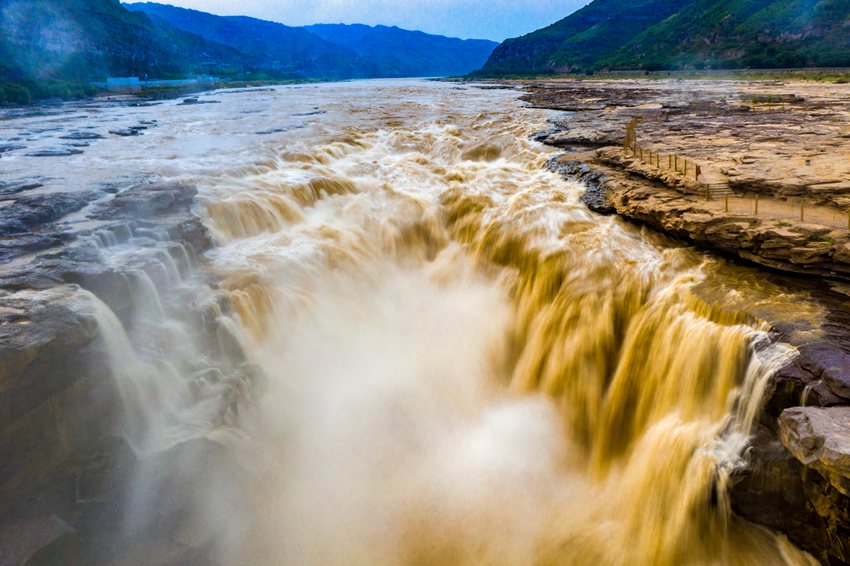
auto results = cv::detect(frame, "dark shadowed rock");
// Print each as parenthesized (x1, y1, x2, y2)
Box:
(109, 129, 141, 137)
(0, 182, 43, 197)
(91, 183, 197, 221)
(0, 233, 75, 264)
(731, 424, 848, 564)
(58, 132, 104, 140)
(0, 192, 93, 235)
(781, 407, 850, 496)
(179, 98, 220, 106)
(27, 149, 85, 157)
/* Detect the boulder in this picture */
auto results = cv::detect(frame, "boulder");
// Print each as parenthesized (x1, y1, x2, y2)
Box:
(780, 406, 850, 496)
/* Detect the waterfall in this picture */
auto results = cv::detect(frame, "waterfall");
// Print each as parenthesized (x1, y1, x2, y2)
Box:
(68, 81, 819, 565)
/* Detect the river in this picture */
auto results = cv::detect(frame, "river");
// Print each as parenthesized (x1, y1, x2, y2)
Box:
(0, 79, 822, 564)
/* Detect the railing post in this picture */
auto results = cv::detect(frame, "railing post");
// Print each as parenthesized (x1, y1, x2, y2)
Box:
(668, 155, 672, 169)
(724, 194, 729, 213)
(695, 165, 700, 180)
(754, 193, 759, 216)
(706, 186, 711, 201)
(800, 201, 805, 222)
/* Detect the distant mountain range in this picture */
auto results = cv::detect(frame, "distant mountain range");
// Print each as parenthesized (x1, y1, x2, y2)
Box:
(0, 0, 497, 104)
(127, 3, 498, 79)
(304, 24, 498, 78)
(478, 0, 850, 75)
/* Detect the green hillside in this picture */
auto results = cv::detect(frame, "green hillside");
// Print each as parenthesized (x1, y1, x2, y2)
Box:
(126, 3, 363, 80)
(478, 0, 850, 75)
(603, 0, 850, 70)
(0, 0, 250, 103)
(477, 0, 697, 75)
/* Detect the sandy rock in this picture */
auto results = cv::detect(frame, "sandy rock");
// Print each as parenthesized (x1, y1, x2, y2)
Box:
(781, 407, 850, 496)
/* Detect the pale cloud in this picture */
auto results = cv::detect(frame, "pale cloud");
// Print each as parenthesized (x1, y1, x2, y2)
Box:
(137, 0, 591, 41)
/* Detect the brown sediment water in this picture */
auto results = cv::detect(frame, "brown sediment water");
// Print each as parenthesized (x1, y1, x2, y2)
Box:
(32, 80, 824, 564)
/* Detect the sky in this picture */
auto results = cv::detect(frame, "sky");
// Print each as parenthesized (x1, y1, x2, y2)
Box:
(145, 0, 592, 42)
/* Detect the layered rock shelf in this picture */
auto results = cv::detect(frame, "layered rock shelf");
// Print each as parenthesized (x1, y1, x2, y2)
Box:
(522, 78, 850, 565)
(0, 180, 253, 564)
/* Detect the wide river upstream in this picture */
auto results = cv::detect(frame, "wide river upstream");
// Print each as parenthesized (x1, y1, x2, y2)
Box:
(1, 79, 824, 564)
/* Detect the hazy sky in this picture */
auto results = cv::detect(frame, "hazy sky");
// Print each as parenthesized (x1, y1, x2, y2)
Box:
(146, 0, 592, 41)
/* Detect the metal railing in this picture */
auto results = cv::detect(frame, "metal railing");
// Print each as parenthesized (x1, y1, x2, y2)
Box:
(703, 185, 850, 230)
(623, 142, 701, 180)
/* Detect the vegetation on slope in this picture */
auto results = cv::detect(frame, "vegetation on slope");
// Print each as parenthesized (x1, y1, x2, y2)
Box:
(603, 0, 850, 70)
(478, 0, 850, 75)
(126, 3, 362, 80)
(0, 0, 254, 103)
(305, 24, 497, 77)
(477, 0, 696, 75)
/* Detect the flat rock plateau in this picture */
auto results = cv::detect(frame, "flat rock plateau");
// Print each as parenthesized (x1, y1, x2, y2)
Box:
(518, 77, 850, 564)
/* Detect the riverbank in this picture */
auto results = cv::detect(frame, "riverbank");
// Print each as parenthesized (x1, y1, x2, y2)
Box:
(518, 77, 850, 564)
(0, 78, 309, 107)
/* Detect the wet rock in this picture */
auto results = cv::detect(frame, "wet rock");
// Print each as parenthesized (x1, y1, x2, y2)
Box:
(108, 128, 140, 137)
(91, 182, 197, 221)
(0, 232, 74, 263)
(0, 192, 93, 235)
(26, 149, 84, 157)
(0, 515, 74, 566)
(781, 407, 850, 497)
(179, 97, 220, 106)
(731, 424, 847, 565)
(547, 156, 615, 213)
(0, 181, 43, 197)
(58, 132, 104, 140)
(0, 288, 121, 519)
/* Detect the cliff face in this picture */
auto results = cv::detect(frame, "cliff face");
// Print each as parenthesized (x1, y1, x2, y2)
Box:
(478, 0, 850, 74)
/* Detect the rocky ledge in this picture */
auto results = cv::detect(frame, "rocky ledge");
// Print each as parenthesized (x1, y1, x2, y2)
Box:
(550, 152, 850, 281)
(521, 78, 850, 564)
(552, 154, 850, 565)
(0, 181, 256, 564)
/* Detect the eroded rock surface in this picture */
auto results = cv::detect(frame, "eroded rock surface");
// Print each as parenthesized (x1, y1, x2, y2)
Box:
(0, 177, 238, 563)
(524, 78, 850, 564)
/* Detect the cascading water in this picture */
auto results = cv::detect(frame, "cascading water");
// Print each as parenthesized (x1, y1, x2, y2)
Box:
(56, 81, 823, 564)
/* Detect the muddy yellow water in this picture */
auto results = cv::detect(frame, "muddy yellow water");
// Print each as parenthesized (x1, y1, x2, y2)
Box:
(139, 80, 822, 565)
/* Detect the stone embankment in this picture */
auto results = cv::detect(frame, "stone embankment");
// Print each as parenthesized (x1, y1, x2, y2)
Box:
(524, 78, 850, 565)
(0, 181, 250, 564)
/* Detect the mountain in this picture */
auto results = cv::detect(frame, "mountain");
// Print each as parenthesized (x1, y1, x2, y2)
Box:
(0, 0, 498, 104)
(478, 0, 696, 75)
(125, 3, 362, 79)
(478, 0, 850, 75)
(305, 24, 498, 77)
(0, 0, 252, 102)
(126, 4, 498, 79)
(603, 0, 850, 70)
